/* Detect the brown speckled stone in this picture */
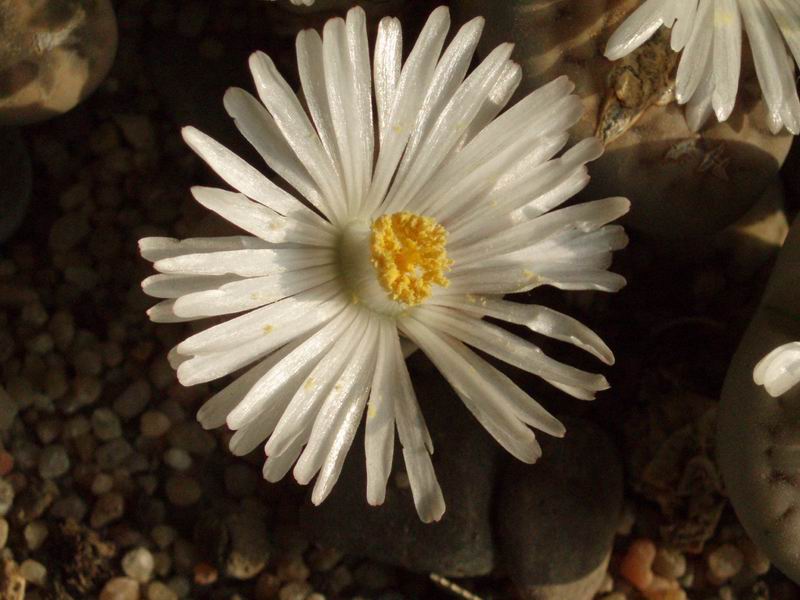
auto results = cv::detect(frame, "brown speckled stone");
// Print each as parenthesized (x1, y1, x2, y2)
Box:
(0, 0, 118, 125)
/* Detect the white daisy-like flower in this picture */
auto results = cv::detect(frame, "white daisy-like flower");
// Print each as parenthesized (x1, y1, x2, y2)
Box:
(605, 0, 800, 134)
(754, 342, 800, 396)
(140, 6, 630, 522)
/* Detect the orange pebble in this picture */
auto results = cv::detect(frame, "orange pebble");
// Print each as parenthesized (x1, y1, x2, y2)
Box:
(620, 538, 657, 591)
(643, 575, 686, 600)
(0, 451, 13, 476)
(194, 562, 218, 586)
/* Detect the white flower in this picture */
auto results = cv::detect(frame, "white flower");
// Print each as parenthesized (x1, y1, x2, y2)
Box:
(139, 6, 629, 522)
(605, 0, 800, 134)
(754, 342, 800, 396)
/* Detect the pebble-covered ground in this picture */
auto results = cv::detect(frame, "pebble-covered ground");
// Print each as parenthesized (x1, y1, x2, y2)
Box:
(1, 1, 800, 600)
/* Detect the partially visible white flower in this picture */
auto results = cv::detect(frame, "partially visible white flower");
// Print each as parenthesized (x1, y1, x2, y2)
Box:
(140, 7, 629, 522)
(754, 342, 800, 396)
(605, 0, 800, 134)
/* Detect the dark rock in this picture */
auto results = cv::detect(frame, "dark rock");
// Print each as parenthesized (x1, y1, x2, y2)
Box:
(0, 128, 31, 242)
(496, 417, 623, 600)
(301, 353, 501, 578)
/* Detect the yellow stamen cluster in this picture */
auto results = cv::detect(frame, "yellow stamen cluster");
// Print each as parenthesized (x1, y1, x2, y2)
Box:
(370, 212, 452, 306)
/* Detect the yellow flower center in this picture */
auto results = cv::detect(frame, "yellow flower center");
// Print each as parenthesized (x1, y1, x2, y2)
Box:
(370, 212, 452, 306)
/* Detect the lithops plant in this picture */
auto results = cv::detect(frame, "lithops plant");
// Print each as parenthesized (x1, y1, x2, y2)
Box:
(718, 215, 800, 583)
(451, 0, 793, 247)
(0, 0, 117, 126)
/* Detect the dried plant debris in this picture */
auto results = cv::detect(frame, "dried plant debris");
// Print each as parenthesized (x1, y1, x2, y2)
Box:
(597, 28, 678, 145)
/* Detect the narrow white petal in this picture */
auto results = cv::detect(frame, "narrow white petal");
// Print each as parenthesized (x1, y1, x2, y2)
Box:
(172, 265, 336, 318)
(671, 0, 699, 51)
(456, 61, 521, 150)
(764, 0, 800, 68)
(182, 126, 312, 219)
(675, 0, 715, 104)
(294, 315, 378, 485)
(176, 280, 341, 355)
(402, 447, 445, 523)
(712, 0, 742, 122)
(740, 0, 800, 134)
(198, 337, 306, 430)
(177, 293, 346, 386)
(249, 51, 348, 221)
(296, 29, 341, 173)
(605, 0, 670, 60)
(411, 306, 608, 396)
(142, 273, 241, 299)
(683, 39, 715, 131)
(265, 311, 371, 457)
(382, 42, 514, 214)
(227, 308, 358, 432)
(139, 235, 270, 262)
(154, 248, 334, 277)
(147, 299, 195, 323)
(754, 342, 800, 397)
(373, 17, 403, 143)
(400, 318, 543, 463)
(430, 295, 614, 365)
(190, 186, 335, 246)
(365, 320, 396, 506)
(362, 6, 451, 216)
(311, 384, 371, 505)
(223, 87, 329, 218)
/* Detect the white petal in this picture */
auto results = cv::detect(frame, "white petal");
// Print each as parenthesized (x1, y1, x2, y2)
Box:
(147, 299, 195, 323)
(311, 384, 370, 505)
(176, 293, 346, 386)
(172, 265, 336, 318)
(675, 0, 715, 105)
(182, 126, 313, 219)
(412, 306, 608, 395)
(365, 320, 397, 506)
(265, 310, 371, 457)
(198, 336, 307, 431)
(296, 316, 378, 490)
(400, 318, 543, 463)
(430, 295, 614, 365)
(712, 0, 742, 122)
(190, 186, 335, 246)
(754, 342, 800, 397)
(154, 248, 335, 277)
(139, 235, 270, 262)
(605, 0, 670, 60)
(361, 6, 451, 216)
(176, 280, 341, 355)
(227, 308, 359, 432)
(249, 51, 348, 221)
(402, 447, 445, 523)
(373, 17, 403, 143)
(381, 42, 514, 215)
(142, 273, 241, 299)
(740, 0, 800, 134)
(450, 197, 631, 265)
(223, 87, 329, 218)
(671, 0, 699, 51)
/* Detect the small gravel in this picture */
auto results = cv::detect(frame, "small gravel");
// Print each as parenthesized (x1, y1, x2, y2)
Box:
(100, 576, 141, 600)
(123, 547, 156, 583)
(93, 407, 123, 440)
(38, 444, 70, 478)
